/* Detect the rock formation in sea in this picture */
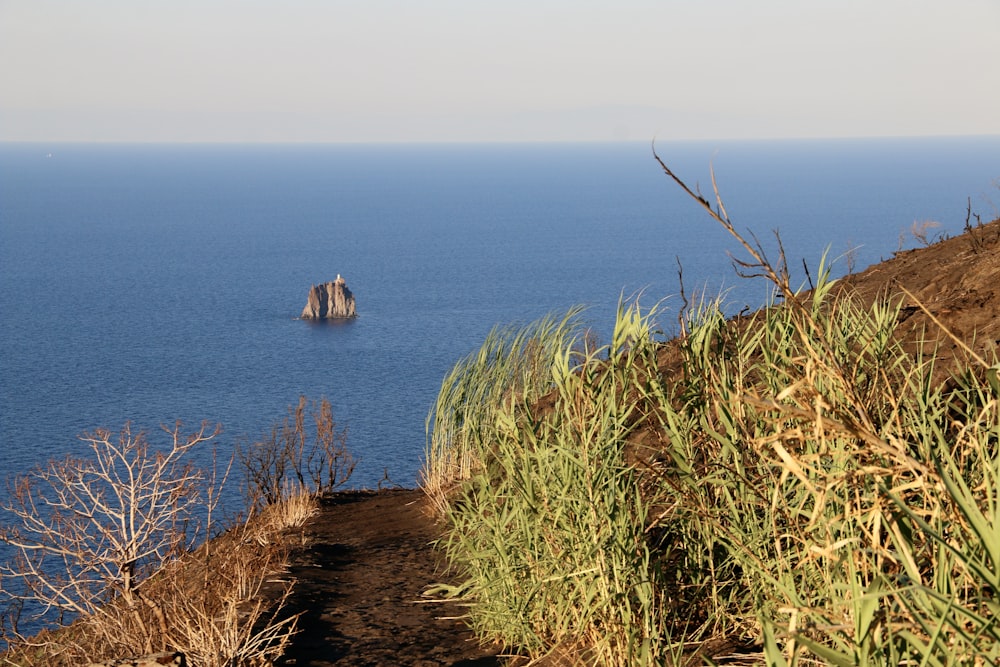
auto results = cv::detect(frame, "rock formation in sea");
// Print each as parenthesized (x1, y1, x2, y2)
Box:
(301, 274, 357, 319)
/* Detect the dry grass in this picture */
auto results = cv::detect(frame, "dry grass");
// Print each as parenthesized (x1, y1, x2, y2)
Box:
(423, 152, 1000, 665)
(1, 397, 341, 666)
(2, 500, 309, 667)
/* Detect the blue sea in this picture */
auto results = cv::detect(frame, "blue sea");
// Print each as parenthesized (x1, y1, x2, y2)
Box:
(2, 138, 999, 496)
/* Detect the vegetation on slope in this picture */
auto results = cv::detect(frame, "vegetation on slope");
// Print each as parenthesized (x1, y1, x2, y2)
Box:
(424, 159, 1000, 665)
(4, 151, 997, 667)
(0, 397, 354, 667)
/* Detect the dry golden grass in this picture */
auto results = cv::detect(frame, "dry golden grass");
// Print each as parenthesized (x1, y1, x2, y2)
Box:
(1, 400, 339, 667)
(423, 153, 1000, 665)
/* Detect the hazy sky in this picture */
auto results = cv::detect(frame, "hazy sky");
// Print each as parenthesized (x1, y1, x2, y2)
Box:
(2, 1, 998, 143)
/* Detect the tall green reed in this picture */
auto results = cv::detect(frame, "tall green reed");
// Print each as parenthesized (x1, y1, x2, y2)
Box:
(648, 150, 1000, 665)
(426, 301, 672, 665)
(422, 308, 584, 515)
(424, 151, 999, 665)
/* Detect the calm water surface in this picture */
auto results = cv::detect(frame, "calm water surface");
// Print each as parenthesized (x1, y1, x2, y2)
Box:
(2, 138, 998, 493)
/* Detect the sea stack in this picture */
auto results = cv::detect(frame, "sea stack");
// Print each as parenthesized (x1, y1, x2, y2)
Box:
(301, 274, 357, 319)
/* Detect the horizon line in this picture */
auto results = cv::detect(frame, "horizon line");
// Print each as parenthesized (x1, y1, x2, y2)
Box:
(2, 133, 998, 147)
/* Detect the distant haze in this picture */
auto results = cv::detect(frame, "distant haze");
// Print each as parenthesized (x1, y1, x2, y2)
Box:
(2, 0, 998, 143)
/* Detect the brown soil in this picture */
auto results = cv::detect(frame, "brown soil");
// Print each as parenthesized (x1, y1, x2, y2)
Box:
(275, 489, 502, 667)
(275, 219, 1000, 667)
(837, 218, 1000, 370)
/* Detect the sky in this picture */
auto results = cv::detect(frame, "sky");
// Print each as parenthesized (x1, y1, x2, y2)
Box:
(1, 0, 998, 143)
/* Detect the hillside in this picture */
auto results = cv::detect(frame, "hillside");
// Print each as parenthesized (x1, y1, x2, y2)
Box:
(840, 218, 1000, 373)
(275, 215, 1000, 667)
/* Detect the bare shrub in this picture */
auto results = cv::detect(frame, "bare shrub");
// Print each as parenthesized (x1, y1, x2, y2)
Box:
(963, 196, 991, 253)
(0, 423, 218, 658)
(0, 422, 307, 667)
(240, 396, 355, 509)
(842, 240, 861, 275)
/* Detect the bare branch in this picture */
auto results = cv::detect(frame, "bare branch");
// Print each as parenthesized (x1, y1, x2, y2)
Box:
(0, 423, 219, 647)
(239, 396, 356, 510)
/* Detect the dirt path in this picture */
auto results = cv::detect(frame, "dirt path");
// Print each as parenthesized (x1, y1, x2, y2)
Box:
(276, 489, 502, 667)
(274, 218, 1000, 667)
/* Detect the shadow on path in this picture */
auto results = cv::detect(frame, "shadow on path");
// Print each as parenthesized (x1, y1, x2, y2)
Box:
(276, 489, 503, 667)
